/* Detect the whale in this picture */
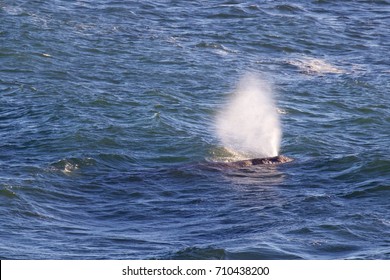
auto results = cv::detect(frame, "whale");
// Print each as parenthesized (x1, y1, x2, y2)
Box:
(228, 155, 293, 167)
(204, 155, 293, 169)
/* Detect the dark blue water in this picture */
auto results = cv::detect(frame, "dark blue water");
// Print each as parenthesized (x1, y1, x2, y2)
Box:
(1, 0, 389, 259)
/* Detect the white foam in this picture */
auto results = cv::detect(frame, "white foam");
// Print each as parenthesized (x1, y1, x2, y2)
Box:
(2, 5, 24, 16)
(290, 57, 345, 74)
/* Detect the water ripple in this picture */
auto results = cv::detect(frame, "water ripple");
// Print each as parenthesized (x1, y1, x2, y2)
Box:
(1, 0, 389, 260)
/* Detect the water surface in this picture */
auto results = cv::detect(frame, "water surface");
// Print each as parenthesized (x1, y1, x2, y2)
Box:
(1, 0, 389, 259)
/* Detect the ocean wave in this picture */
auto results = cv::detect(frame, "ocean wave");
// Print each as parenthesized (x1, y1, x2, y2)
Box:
(2, 0, 389, 260)
(49, 157, 96, 174)
(342, 184, 390, 199)
(195, 42, 237, 56)
(274, 4, 305, 13)
(288, 57, 345, 74)
(0, 185, 18, 199)
(1, 5, 25, 16)
(205, 5, 256, 19)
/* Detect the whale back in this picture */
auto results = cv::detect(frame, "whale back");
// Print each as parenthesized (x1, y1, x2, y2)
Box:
(251, 155, 292, 165)
(230, 155, 292, 167)
(206, 155, 293, 169)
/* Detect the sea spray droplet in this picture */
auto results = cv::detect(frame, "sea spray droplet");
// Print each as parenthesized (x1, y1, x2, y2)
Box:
(216, 74, 281, 158)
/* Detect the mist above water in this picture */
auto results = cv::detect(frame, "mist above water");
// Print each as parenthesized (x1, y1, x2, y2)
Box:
(216, 74, 281, 159)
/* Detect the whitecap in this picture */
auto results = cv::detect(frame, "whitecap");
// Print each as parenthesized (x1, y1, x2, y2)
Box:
(289, 57, 345, 74)
(2, 5, 24, 16)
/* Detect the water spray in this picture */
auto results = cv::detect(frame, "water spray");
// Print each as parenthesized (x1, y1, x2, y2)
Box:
(216, 73, 281, 159)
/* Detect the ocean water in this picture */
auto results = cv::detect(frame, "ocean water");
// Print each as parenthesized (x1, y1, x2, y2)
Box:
(1, 0, 389, 260)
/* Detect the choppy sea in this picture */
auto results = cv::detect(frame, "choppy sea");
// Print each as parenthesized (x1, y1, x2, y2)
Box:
(1, 0, 389, 259)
